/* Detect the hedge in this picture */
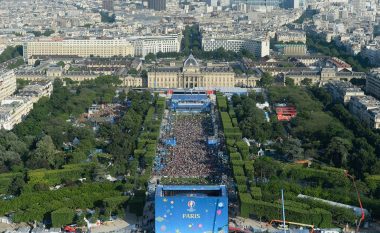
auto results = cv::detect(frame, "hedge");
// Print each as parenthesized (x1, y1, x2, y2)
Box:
(297, 196, 356, 225)
(235, 176, 247, 185)
(129, 196, 145, 217)
(216, 94, 228, 111)
(239, 193, 254, 218)
(250, 187, 262, 200)
(244, 162, 254, 179)
(231, 159, 245, 167)
(236, 140, 249, 160)
(237, 185, 248, 193)
(51, 207, 75, 227)
(27, 164, 92, 186)
(238, 196, 333, 227)
(233, 166, 245, 176)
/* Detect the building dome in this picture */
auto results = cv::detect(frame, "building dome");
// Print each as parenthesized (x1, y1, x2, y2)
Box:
(183, 54, 199, 67)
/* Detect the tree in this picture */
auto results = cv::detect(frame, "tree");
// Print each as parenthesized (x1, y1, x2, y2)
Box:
(127, 68, 138, 76)
(259, 72, 274, 87)
(285, 77, 295, 86)
(325, 137, 352, 167)
(118, 90, 127, 102)
(8, 176, 25, 196)
(34, 59, 41, 67)
(277, 137, 304, 161)
(57, 61, 65, 67)
(145, 53, 156, 62)
(27, 135, 61, 169)
(301, 78, 312, 86)
(141, 69, 148, 79)
(254, 157, 280, 182)
(0, 46, 23, 63)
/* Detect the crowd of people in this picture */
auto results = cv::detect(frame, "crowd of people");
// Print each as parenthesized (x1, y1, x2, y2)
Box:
(158, 114, 219, 178)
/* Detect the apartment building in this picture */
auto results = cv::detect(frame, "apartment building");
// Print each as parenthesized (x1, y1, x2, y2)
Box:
(366, 70, 380, 99)
(325, 81, 365, 104)
(361, 45, 380, 66)
(0, 81, 53, 130)
(18, 81, 54, 101)
(0, 70, 16, 101)
(24, 39, 135, 64)
(202, 37, 270, 57)
(130, 35, 182, 57)
(349, 96, 380, 129)
(0, 97, 34, 130)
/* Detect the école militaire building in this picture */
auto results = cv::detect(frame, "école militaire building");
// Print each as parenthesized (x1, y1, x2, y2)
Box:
(148, 54, 236, 88)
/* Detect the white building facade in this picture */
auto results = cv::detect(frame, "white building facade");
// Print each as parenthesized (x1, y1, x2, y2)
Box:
(24, 39, 135, 64)
(202, 37, 270, 57)
(0, 81, 53, 130)
(130, 34, 182, 57)
(0, 70, 16, 101)
(367, 70, 380, 99)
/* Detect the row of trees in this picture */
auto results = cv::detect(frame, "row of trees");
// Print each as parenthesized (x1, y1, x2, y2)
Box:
(0, 46, 23, 63)
(27, 29, 55, 37)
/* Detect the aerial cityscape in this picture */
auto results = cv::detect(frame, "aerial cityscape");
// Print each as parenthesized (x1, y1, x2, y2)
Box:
(0, 0, 379, 232)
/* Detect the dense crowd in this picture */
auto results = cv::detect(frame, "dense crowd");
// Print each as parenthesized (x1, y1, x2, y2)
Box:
(159, 114, 219, 177)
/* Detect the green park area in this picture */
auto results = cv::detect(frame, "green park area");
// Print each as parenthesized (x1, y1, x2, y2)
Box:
(216, 86, 380, 227)
(0, 77, 166, 227)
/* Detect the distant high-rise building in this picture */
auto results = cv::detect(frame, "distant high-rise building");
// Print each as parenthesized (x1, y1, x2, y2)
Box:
(207, 0, 218, 6)
(290, 0, 299, 8)
(102, 0, 114, 11)
(282, 0, 298, 9)
(352, 0, 365, 14)
(148, 0, 166, 11)
(233, 0, 280, 11)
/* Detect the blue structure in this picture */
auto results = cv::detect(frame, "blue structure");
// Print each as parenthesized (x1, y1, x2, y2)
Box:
(170, 93, 211, 112)
(207, 138, 218, 147)
(155, 185, 228, 233)
(165, 138, 177, 147)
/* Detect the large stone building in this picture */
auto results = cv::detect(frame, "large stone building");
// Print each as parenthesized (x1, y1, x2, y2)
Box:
(0, 70, 16, 101)
(148, 54, 235, 88)
(367, 70, 380, 99)
(24, 39, 135, 65)
(148, 0, 166, 11)
(283, 44, 307, 56)
(202, 37, 270, 57)
(325, 81, 365, 104)
(276, 31, 306, 44)
(349, 96, 380, 129)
